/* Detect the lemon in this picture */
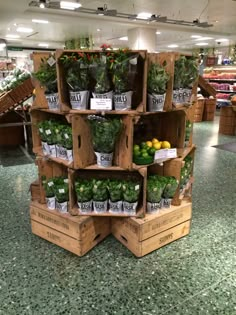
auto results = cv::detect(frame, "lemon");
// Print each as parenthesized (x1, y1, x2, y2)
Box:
(146, 141, 153, 148)
(152, 138, 159, 144)
(161, 141, 171, 149)
(153, 142, 161, 150)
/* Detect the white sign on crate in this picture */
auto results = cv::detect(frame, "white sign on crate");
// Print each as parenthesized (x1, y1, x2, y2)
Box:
(154, 148, 177, 164)
(90, 98, 112, 111)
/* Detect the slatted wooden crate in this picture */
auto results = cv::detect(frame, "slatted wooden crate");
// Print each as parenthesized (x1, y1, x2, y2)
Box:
(55, 49, 147, 113)
(0, 91, 15, 115)
(112, 199, 192, 257)
(30, 179, 41, 202)
(68, 168, 146, 217)
(203, 98, 216, 121)
(30, 201, 111, 256)
(219, 106, 236, 135)
(8, 78, 34, 104)
(194, 99, 205, 122)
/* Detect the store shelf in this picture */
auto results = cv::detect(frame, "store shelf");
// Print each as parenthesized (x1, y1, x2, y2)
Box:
(34, 146, 73, 168)
(216, 90, 235, 93)
(217, 99, 231, 103)
(207, 78, 236, 82)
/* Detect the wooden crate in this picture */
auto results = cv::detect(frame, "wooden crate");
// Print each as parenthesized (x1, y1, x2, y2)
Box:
(194, 99, 205, 122)
(219, 106, 236, 135)
(30, 109, 73, 168)
(56, 49, 147, 113)
(30, 201, 111, 256)
(203, 98, 216, 121)
(30, 179, 40, 202)
(112, 199, 192, 257)
(69, 168, 146, 217)
(0, 91, 15, 115)
(36, 158, 68, 204)
(8, 78, 34, 104)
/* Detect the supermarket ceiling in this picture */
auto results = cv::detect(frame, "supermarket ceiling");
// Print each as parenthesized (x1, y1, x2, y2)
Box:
(1, 0, 236, 52)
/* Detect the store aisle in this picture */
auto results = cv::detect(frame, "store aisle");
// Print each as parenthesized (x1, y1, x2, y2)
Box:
(0, 117, 235, 315)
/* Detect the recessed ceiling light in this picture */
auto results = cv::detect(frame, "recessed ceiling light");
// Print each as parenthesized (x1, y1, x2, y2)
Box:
(32, 19, 49, 24)
(16, 27, 33, 33)
(7, 27, 10, 31)
(195, 42, 208, 46)
(60, 1, 82, 10)
(137, 12, 152, 19)
(6, 34, 20, 39)
(119, 36, 128, 41)
(195, 37, 213, 41)
(215, 38, 228, 42)
(156, 31, 161, 34)
(97, 28, 101, 31)
(167, 44, 178, 48)
(191, 35, 202, 38)
(13, 23, 17, 26)
(38, 43, 49, 47)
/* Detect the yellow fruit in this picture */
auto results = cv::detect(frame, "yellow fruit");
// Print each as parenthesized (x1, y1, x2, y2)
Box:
(153, 142, 161, 150)
(152, 138, 159, 144)
(161, 141, 171, 149)
(146, 141, 153, 148)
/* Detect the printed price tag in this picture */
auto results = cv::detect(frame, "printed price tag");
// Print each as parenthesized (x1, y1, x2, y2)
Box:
(45, 129, 51, 135)
(90, 98, 112, 110)
(59, 189, 65, 193)
(135, 185, 140, 191)
(130, 57, 137, 65)
(47, 56, 56, 67)
(64, 179, 69, 183)
(39, 128, 43, 132)
(154, 148, 177, 162)
(48, 181, 54, 187)
(64, 133, 69, 139)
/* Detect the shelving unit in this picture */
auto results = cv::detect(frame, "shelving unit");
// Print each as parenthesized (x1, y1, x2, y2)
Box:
(29, 50, 197, 257)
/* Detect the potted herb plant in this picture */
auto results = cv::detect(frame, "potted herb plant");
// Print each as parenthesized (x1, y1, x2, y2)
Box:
(147, 62, 170, 112)
(146, 175, 166, 213)
(107, 179, 123, 213)
(33, 54, 59, 110)
(92, 179, 109, 213)
(42, 176, 56, 210)
(162, 176, 179, 208)
(122, 180, 140, 215)
(63, 125, 73, 162)
(55, 123, 67, 160)
(75, 179, 93, 214)
(38, 121, 50, 155)
(88, 115, 122, 167)
(54, 177, 69, 213)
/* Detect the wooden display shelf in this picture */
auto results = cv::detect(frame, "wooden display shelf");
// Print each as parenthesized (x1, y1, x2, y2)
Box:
(71, 206, 144, 218)
(34, 146, 73, 168)
(30, 201, 111, 257)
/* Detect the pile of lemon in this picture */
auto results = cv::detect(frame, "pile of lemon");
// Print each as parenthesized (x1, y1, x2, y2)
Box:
(133, 138, 171, 160)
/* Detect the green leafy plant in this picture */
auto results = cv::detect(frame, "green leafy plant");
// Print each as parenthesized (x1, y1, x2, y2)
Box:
(88, 116, 122, 153)
(185, 120, 192, 141)
(0, 68, 31, 92)
(92, 179, 108, 201)
(54, 181, 69, 203)
(107, 179, 123, 202)
(147, 176, 166, 203)
(66, 63, 90, 91)
(122, 181, 140, 203)
(174, 56, 198, 89)
(162, 176, 179, 199)
(63, 126, 73, 150)
(42, 176, 55, 198)
(33, 55, 57, 93)
(147, 62, 170, 95)
(93, 63, 112, 94)
(75, 179, 93, 202)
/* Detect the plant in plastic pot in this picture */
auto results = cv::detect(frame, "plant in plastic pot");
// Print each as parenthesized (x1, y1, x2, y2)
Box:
(33, 54, 59, 110)
(55, 123, 67, 159)
(122, 180, 140, 215)
(62, 125, 73, 162)
(146, 175, 166, 213)
(107, 179, 123, 213)
(42, 176, 56, 210)
(147, 62, 170, 112)
(182, 57, 199, 103)
(61, 53, 91, 110)
(88, 115, 122, 167)
(38, 121, 50, 155)
(75, 179, 93, 214)
(162, 176, 179, 208)
(92, 179, 109, 213)
(42, 120, 58, 158)
(54, 178, 69, 214)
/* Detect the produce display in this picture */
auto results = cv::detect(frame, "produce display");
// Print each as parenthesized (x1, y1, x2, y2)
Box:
(38, 120, 73, 162)
(180, 155, 193, 190)
(0, 68, 31, 92)
(75, 178, 141, 215)
(147, 175, 179, 213)
(42, 176, 69, 213)
(88, 115, 122, 167)
(133, 138, 171, 165)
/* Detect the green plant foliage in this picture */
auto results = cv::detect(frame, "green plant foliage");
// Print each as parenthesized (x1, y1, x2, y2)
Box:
(0, 68, 31, 92)
(147, 175, 166, 203)
(174, 56, 199, 89)
(92, 179, 109, 201)
(107, 179, 123, 202)
(162, 176, 179, 199)
(147, 62, 170, 95)
(33, 55, 57, 93)
(122, 181, 140, 203)
(75, 179, 93, 202)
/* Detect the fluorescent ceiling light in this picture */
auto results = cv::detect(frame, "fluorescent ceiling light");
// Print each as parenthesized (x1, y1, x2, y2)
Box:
(215, 38, 228, 42)
(137, 12, 152, 19)
(195, 42, 208, 46)
(39, 2, 45, 8)
(191, 35, 202, 38)
(119, 36, 128, 41)
(0, 43, 6, 48)
(168, 44, 178, 48)
(32, 19, 49, 24)
(6, 34, 20, 39)
(38, 43, 49, 47)
(16, 27, 33, 33)
(195, 37, 213, 41)
(156, 31, 161, 34)
(60, 1, 82, 10)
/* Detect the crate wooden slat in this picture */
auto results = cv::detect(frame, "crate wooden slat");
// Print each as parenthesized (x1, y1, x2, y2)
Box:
(30, 201, 111, 256)
(112, 199, 192, 257)
(219, 106, 236, 135)
(30, 179, 40, 202)
(203, 98, 216, 121)
(0, 91, 15, 114)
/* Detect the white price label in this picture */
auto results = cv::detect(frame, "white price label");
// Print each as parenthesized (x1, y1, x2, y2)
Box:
(59, 189, 65, 193)
(47, 56, 56, 67)
(45, 129, 51, 135)
(64, 133, 69, 139)
(64, 179, 68, 183)
(90, 98, 112, 110)
(48, 181, 53, 187)
(39, 128, 43, 132)
(130, 57, 137, 65)
(135, 185, 140, 191)
(154, 148, 177, 162)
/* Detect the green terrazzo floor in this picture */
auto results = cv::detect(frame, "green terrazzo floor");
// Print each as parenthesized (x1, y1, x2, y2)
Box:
(0, 116, 235, 315)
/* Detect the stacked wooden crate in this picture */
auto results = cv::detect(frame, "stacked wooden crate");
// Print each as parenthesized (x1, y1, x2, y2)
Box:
(29, 50, 197, 257)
